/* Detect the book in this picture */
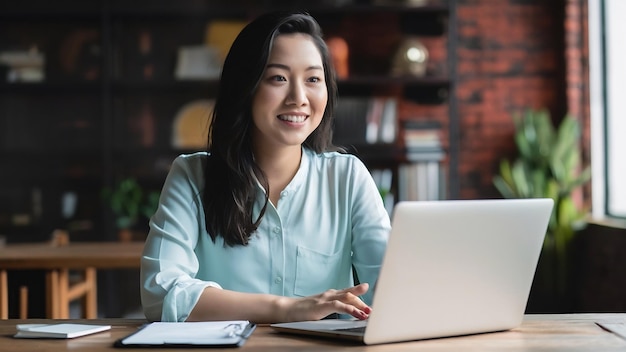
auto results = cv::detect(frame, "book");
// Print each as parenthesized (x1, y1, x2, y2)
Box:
(333, 97, 370, 145)
(14, 323, 111, 339)
(114, 320, 256, 348)
(378, 98, 398, 143)
(398, 161, 444, 201)
(402, 120, 442, 149)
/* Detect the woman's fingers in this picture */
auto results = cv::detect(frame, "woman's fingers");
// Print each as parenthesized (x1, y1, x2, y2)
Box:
(284, 283, 373, 322)
(324, 297, 369, 320)
(324, 283, 372, 319)
(342, 282, 369, 296)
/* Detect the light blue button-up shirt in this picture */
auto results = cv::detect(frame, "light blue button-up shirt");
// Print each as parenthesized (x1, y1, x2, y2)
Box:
(141, 148, 391, 322)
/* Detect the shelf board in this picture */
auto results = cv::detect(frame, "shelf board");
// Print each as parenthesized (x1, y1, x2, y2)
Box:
(0, 81, 102, 94)
(111, 80, 219, 95)
(339, 75, 450, 103)
(0, 149, 103, 159)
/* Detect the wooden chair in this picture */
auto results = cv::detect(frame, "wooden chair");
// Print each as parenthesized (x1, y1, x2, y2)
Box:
(19, 286, 27, 319)
(19, 230, 98, 319)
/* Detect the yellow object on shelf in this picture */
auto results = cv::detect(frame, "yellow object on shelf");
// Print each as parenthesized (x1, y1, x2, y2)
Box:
(205, 20, 248, 62)
(172, 99, 214, 150)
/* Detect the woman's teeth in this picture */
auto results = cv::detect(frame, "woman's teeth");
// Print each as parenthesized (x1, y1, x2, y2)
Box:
(278, 115, 306, 123)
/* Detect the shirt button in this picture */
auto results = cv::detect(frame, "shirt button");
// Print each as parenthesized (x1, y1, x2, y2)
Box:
(273, 227, 280, 234)
(282, 191, 289, 197)
(274, 276, 282, 284)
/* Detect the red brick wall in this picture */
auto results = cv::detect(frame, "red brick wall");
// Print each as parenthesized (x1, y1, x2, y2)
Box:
(325, 1, 591, 202)
(454, 0, 567, 199)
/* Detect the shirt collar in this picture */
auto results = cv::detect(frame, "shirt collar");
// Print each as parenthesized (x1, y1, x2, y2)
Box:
(253, 146, 310, 196)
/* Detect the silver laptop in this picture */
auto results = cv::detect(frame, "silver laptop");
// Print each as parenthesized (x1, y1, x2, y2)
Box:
(271, 198, 554, 345)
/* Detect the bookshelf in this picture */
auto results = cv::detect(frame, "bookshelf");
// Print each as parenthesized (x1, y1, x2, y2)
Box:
(0, 0, 454, 243)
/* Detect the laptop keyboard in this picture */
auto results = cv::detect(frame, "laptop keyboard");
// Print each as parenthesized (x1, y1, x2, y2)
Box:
(334, 326, 366, 334)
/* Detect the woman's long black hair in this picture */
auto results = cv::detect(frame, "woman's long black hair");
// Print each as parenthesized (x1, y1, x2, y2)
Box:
(203, 11, 339, 246)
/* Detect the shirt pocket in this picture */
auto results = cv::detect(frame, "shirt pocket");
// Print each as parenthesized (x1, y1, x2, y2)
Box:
(294, 245, 342, 297)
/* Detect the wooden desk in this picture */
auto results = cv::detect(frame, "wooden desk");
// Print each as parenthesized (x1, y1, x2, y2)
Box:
(0, 242, 144, 319)
(0, 314, 625, 351)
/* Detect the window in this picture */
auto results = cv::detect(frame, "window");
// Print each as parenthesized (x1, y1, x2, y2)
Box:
(589, 0, 626, 218)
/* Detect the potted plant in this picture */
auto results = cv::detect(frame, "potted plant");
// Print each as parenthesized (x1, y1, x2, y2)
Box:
(493, 109, 591, 310)
(102, 178, 160, 241)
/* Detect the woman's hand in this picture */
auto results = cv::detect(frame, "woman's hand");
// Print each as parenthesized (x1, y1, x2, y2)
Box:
(278, 283, 372, 322)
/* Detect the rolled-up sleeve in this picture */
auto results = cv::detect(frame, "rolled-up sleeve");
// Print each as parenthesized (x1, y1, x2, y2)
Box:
(140, 154, 221, 322)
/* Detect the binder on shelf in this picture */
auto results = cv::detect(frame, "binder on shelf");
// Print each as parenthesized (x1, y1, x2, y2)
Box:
(365, 98, 384, 144)
(334, 97, 398, 146)
(378, 98, 398, 143)
(333, 97, 370, 145)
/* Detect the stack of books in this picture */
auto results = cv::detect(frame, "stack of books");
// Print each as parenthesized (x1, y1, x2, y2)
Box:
(398, 120, 446, 201)
(403, 120, 445, 162)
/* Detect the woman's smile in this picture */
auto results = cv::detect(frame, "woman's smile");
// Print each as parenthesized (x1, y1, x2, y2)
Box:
(277, 113, 308, 124)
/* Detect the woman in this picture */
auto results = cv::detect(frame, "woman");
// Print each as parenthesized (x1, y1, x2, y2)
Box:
(141, 11, 391, 323)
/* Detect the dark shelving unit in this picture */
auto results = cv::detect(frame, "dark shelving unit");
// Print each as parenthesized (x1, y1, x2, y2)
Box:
(0, 0, 456, 243)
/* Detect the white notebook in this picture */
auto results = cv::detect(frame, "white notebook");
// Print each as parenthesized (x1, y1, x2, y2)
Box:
(14, 323, 111, 339)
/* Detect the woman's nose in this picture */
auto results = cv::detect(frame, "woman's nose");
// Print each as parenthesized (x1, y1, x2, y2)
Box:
(286, 82, 307, 106)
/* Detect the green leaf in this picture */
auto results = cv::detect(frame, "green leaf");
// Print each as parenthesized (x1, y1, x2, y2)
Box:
(534, 109, 555, 161)
(102, 177, 160, 229)
(492, 108, 592, 287)
(494, 176, 517, 198)
(511, 160, 531, 197)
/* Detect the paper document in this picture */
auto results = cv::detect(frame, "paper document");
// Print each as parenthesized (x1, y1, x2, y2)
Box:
(115, 320, 256, 348)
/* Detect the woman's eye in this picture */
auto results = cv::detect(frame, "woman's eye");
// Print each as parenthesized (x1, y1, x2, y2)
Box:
(308, 76, 322, 83)
(270, 75, 287, 82)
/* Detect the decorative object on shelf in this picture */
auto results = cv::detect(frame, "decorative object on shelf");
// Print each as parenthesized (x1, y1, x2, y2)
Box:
(172, 99, 214, 150)
(205, 20, 248, 63)
(137, 29, 155, 79)
(493, 109, 591, 309)
(58, 29, 100, 80)
(131, 101, 155, 147)
(0, 47, 45, 82)
(174, 45, 221, 80)
(101, 178, 160, 241)
(390, 37, 429, 77)
(326, 37, 349, 79)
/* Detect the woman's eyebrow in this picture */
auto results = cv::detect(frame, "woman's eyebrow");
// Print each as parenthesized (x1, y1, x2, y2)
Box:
(266, 63, 323, 71)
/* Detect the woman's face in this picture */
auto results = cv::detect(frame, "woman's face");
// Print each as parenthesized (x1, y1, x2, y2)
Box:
(251, 33, 328, 152)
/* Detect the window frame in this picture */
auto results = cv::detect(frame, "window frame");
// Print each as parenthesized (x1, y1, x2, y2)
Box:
(589, 0, 626, 219)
